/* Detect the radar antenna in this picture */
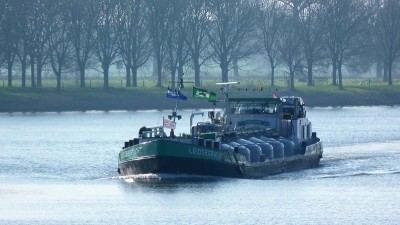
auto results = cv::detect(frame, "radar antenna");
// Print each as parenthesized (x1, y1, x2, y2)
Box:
(216, 81, 240, 98)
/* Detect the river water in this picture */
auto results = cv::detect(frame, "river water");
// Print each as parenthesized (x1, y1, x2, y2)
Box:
(1, 106, 400, 224)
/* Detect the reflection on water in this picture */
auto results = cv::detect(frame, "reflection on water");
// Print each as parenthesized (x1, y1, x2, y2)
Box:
(118, 173, 224, 183)
(117, 174, 228, 195)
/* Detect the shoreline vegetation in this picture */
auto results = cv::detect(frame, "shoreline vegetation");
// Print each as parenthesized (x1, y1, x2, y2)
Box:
(1, 80, 399, 113)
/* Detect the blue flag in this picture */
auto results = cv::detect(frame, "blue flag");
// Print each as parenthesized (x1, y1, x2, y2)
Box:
(166, 88, 187, 100)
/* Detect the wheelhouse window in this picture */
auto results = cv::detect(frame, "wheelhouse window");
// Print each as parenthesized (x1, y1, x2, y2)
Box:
(232, 103, 277, 114)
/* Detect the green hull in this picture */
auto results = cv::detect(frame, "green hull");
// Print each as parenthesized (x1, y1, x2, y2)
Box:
(118, 139, 323, 179)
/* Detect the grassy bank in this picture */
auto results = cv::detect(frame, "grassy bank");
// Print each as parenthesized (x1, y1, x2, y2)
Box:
(0, 79, 399, 112)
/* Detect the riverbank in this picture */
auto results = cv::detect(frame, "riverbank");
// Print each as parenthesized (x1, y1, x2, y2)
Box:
(1, 85, 399, 112)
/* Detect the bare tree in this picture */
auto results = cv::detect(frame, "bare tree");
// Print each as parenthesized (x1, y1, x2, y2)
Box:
(278, 15, 303, 90)
(22, 2, 37, 88)
(164, 0, 190, 89)
(279, 0, 326, 87)
(256, 0, 284, 87)
(298, 1, 326, 86)
(28, 0, 55, 88)
(207, 0, 256, 82)
(185, 0, 211, 87)
(147, 0, 169, 87)
(14, 0, 32, 88)
(48, 0, 71, 93)
(321, 0, 370, 89)
(0, 2, 3, 74)
(0, 0, 19, 88)
(374, 0, 400, 85)
(116, 0, 151, 87)
(93, 0, 119, 90)
(68, 0, 97, 88)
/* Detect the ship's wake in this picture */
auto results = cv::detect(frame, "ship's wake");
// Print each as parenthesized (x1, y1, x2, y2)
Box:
(308, 141, 400, 178)
(315, 169, 400, 179)
(106, 173, 223, 183)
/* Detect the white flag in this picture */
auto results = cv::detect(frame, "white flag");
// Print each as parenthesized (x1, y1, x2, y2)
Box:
(163, 118, 176, 129)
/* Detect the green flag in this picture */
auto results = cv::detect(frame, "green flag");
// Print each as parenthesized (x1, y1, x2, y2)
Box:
(208, 91, 216, 102)
(193, 87, 217, 102)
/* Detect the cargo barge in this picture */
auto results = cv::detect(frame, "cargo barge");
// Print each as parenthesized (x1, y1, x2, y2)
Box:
(118, 82, 323, 179)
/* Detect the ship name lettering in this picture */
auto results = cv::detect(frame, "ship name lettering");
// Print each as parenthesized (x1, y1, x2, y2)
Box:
(122, 146, 142, 158)
(189, 147, 222, 159)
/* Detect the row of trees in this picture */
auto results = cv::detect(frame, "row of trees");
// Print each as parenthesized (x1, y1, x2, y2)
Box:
(0, 0, 399, 91)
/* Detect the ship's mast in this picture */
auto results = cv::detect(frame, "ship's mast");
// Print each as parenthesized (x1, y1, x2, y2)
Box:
(168, 73, 185, 123)
(216, 81, 239, 131)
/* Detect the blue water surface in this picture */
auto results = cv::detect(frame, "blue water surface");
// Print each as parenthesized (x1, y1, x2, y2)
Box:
(1, 106, 400, 224)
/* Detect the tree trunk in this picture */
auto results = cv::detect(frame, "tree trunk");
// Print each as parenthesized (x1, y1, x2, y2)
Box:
(125, 62, 132, 87)
(7, 61, 13, 88)
(269, 58, 275, 87)
(194, 59, 201, 87)
(103, 65, 109, 89)
(58, 63, 63, 92)
(36, 54, 43, 88)
(131, 67, 138, 87)
(233, 60, 239, 79)
(332, 60, 337, 86)
(220, 60, 229, 82)
(290, 70, 295, 91)
(21, 60, 27, 88)
(307, 60, 313, 86)
(56, 71, 61, 94)
(221, 67, 228, 82)
(79, 64, 86, 88)
(388, 60, 393, 85)
(177, 64, 184, 82)
(30, 57, 36, 88)
(170, 66, 177, 89)
(131, 59, 138, 87)
(152, 55, 158, 77)
(36, 60, 43, 88)
(338, 62, 343, 89)
(156, 57, 162, 87)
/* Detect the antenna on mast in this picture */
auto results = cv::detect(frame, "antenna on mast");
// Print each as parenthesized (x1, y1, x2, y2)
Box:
(216, 82, 239, 132)
(216, 81, 240, 98)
